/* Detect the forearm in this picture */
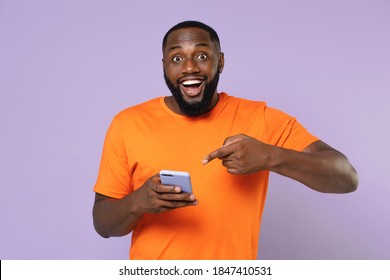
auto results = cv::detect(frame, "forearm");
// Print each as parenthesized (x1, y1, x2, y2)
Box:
(93, 193, 143, 238)
(267, 146, 358, 193)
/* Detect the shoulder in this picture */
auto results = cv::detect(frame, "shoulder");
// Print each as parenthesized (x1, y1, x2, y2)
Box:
(103, 97, 164, 134)
(224, 93, 293, 116)
(113, 97, 163, 121)
(220, 92, 267, 110)
(118, 97, 161, 115)
(220, 93, 293, 121)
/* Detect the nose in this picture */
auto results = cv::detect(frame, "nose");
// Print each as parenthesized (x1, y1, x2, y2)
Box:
(182, 58, 200, 74)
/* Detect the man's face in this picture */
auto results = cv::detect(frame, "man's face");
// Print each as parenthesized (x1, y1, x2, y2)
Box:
(163, 27, 224, 116)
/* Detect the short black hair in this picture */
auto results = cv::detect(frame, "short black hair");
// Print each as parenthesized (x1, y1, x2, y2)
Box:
(162, 20, 221, 52)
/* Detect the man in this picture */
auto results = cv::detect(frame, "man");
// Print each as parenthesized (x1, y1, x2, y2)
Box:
(93, 21, 358, 259)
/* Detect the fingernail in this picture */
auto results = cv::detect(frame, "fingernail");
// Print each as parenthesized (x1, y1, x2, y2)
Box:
(201, 159, 208, 165)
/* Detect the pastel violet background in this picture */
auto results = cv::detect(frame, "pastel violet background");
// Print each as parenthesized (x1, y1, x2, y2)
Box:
(0, 0, 389, 259)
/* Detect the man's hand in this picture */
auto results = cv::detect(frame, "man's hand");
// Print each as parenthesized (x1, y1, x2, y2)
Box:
(132, 173, 198, 214)
(202, 134, 358, 194)
(93, 173, 198, 238)
(202, 134, 274, 174)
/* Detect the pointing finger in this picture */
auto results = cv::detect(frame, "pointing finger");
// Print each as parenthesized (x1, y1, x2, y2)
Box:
(202, 147, 222, 165)
(202, 137, 245, 165)
(202, 145, 232, 165)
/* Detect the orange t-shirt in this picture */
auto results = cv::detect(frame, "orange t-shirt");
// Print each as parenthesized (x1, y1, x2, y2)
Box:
(94, 92, 319, 259)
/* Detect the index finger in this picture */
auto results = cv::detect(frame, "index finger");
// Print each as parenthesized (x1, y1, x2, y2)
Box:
(202, 137, 244, 165)
(202, 145, 233, 165)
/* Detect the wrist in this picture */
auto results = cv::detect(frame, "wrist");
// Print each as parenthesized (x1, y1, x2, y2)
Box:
(125, 192, 145, 218)
(264, 145, 284, 172)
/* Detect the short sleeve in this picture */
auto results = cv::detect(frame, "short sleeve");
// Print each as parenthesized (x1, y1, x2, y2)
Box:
(94, 115, 133, 199)
(263, 106, 319, 151)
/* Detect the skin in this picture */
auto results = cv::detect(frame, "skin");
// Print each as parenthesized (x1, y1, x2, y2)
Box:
(93, 27, 358, 238)
(202, 135, 358, 193)
(162, 27, 224, 115)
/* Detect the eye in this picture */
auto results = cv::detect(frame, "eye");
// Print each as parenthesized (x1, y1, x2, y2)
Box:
(197, 53, 208, 60)
(172, 56, 182, 62)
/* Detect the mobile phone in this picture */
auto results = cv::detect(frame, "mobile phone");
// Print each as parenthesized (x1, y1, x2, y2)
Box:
(159, 170, 193, 194)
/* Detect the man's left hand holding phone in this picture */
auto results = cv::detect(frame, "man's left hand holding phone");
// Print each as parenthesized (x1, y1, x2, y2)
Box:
(131, 171, 198, 215)
(93, 171, 198, 238)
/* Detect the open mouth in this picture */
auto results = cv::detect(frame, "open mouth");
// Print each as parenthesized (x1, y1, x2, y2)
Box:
(179, 79, 205, 98)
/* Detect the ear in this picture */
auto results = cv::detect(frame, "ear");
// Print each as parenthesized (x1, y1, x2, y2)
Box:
(218, 52, 225, 73)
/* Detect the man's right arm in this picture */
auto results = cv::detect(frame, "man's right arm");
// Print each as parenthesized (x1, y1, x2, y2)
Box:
(92, 174, 198, 238)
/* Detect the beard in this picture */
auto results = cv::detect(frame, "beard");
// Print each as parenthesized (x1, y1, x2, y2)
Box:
(164, 70, 220, 116)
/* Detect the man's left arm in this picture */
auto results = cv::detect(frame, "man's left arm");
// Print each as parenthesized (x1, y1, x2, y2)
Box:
(202, 134, 358, 193)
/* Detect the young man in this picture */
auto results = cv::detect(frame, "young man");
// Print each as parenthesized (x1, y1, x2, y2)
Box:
(93, 21, 358, 259)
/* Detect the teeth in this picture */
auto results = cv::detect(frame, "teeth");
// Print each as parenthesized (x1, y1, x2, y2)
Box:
(182, 80, 202, 86)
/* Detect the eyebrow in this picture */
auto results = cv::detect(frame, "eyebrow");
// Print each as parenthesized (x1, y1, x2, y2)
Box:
(168, 42, 211, 53)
